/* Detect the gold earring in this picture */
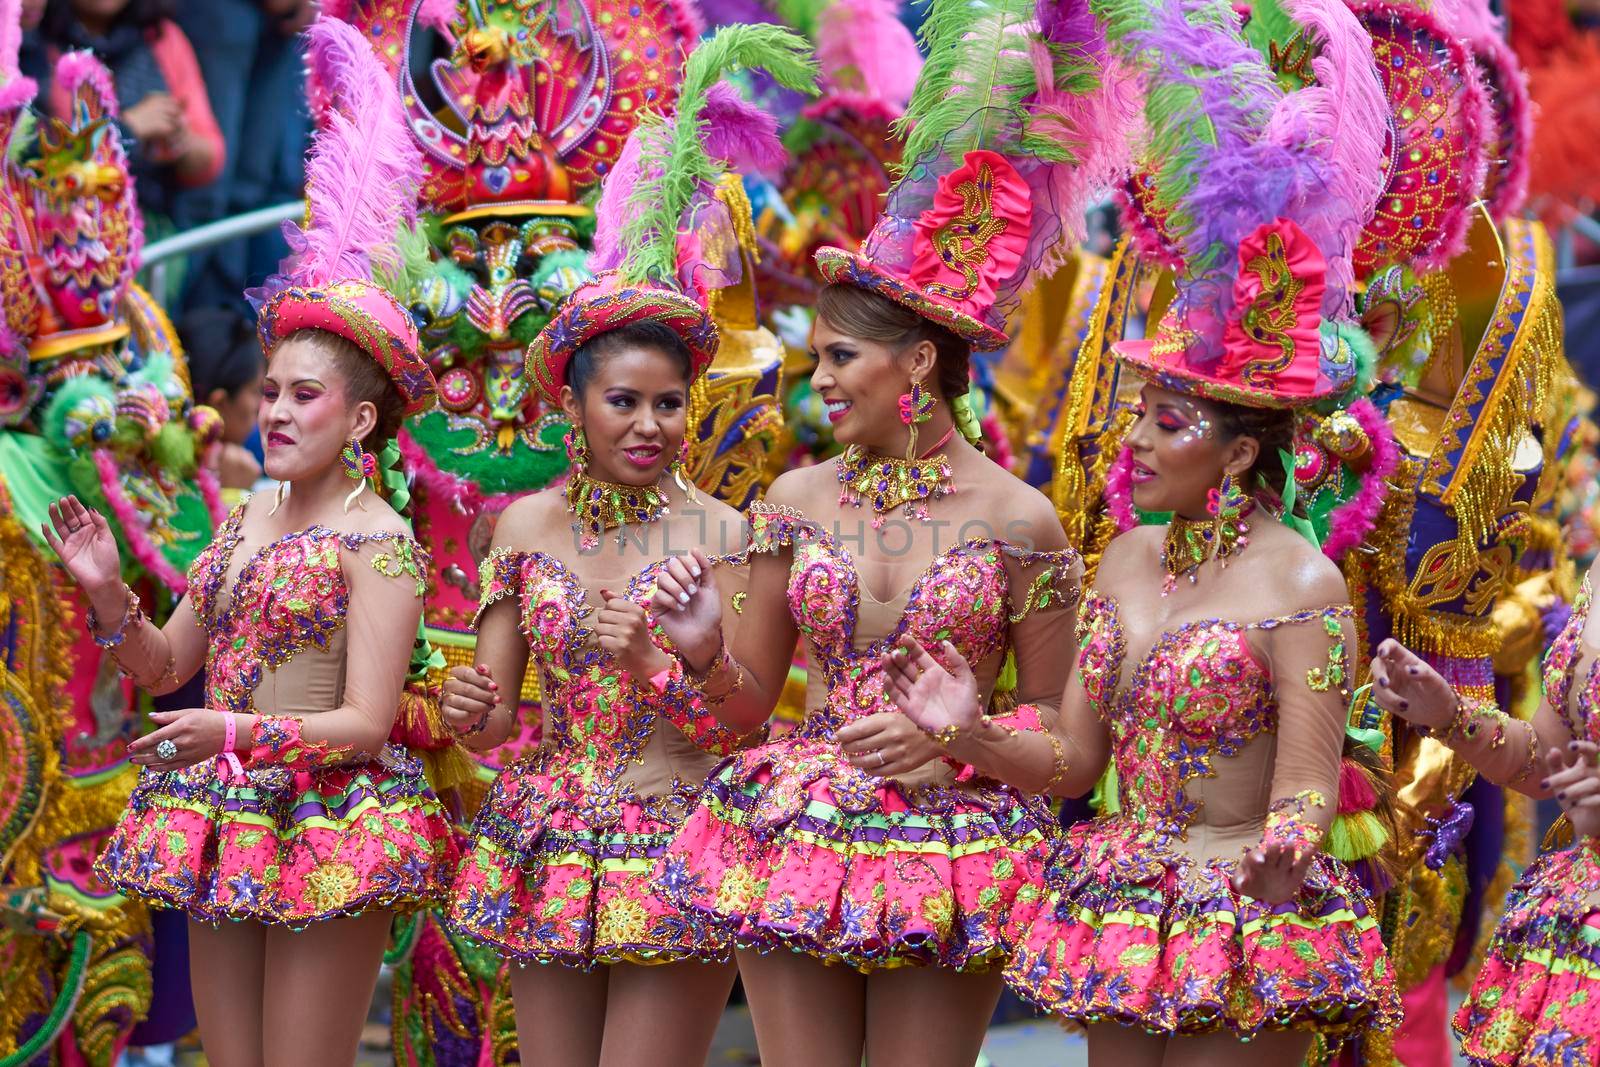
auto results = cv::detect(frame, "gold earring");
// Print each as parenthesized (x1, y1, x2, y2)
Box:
(268, 479, 289, 516)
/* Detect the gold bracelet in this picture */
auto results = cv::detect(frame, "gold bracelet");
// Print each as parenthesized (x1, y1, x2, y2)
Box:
(1512, 718, 1541, 784)
(1043, 732, 1070, 794)
(926, 724, 961, 747)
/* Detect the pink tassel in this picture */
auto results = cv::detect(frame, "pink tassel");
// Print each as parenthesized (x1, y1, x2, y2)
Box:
(94, 449, 186, 594)
(815, 0, 921, 108)
(1321, 398, 1397, 562)
(1104, 447, 1139, 533)
(1337, 757, 1378, 814)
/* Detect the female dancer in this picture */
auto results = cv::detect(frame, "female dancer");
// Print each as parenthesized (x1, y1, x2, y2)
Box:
(647, 7, 1139, 1059)
(875, 1, 1402, 1059)
(1369, 573, 1600, 1063)
(437, 27, 817, 1067)
(43, 20, 457, 1065)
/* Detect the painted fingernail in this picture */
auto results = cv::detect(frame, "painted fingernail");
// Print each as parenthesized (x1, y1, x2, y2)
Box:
(1540, 779, 1550, 789)
(1407, 666, 1419, 676)
(677, 593, 690, 605)
(688, 584, 699, 596)
(690, 562, 702, 578)
(1377, 677, 1389, 688)
(1399, 699, 1409, 711)
(1572, 741, 1581, 750)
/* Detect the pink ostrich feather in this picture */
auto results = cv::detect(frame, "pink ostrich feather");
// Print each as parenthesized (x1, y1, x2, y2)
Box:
(1104, 446, 1139, 533)
(55, 50, 118, 118)
(815, 0, 921, 109)
(1025, 35, 1141, 274)
(0, 0, 27, 95)
(701, 81, 788, 178)
(291, 17, 424, 289)
(588, 125, 652, 273)
(1320, 398, 1397, 561)
(1268, 0, 1387, 310)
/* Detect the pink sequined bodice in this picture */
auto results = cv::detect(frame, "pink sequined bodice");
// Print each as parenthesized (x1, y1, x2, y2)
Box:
(474, 548, 740, 807)
(187, 503, 428, 716)
(1077, 591, 1351, 835)
(750, 505, 1079, 738)
(479, 549, 677, 764)
(1543, 577, 1597, 744)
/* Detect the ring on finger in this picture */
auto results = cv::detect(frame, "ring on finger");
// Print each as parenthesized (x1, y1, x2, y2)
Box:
(875, 750, 886, 768)
(155, 739, 178, 761)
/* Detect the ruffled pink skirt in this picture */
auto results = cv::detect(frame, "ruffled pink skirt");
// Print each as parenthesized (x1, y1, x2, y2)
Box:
(447, 753, 730, 968)
(96, 745, 457, 927)
(1005, 817, 1400, 1039)
(1455, 839, 1600, 1065)
(660, 735, 1054, 972)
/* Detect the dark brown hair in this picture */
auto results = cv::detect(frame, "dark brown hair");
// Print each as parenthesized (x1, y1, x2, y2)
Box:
(1214, 401, 1297, 503)
(275, 328, 406, 451)
(815, 283, 970, 402)
(568, 320, 693, 397)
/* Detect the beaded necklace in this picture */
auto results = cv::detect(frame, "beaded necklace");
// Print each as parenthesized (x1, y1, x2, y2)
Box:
(566, 471, 671, 550)
(836, 426, 956, 528)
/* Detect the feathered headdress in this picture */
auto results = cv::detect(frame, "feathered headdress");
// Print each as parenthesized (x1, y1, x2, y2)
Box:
(1108, 0, 1388, 409)
(526, 23, 818, 405)
(253, 17, 437, 415)
(813, 0, 1139, 352)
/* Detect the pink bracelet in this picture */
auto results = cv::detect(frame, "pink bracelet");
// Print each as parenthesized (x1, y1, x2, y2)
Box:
(218, 711, 245, 784)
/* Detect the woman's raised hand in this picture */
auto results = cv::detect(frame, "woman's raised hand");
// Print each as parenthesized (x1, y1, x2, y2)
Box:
(649, 549, 724, 671)
(878, 637, 983, 740)
(42, 496, 124, 595)
(1369, 638, 1458, 732)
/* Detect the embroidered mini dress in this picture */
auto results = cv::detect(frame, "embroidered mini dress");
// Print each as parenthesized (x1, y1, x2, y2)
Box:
(660, 502, 1082, 971)
(1006, 591, 1400, 1038)
(446, 549, 745, 969)
(95, 502, 459, 926)
(1455, 578, 1600, 1065)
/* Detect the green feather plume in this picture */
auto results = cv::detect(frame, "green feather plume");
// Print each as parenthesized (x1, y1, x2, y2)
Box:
(620, 24, 819, 285)
(374, 219, 434, 304)
(6, 108, 33, 164)
(896, 0, 1050, 174)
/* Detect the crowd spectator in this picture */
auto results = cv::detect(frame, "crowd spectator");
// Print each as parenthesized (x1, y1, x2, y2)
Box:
(178, 306, 264, 496)
(31, 0, 224, 225)
(173, 0, 312, 312)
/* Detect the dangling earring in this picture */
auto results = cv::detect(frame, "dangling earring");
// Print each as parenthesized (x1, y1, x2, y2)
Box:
(564, 427, 588, 474)
(898, 378, 934, 460)
(1205, 470, 1252, 568)
(268, 479, 289, 516)
(671, 438, 700, 503)
(340, 437, 376, 513)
